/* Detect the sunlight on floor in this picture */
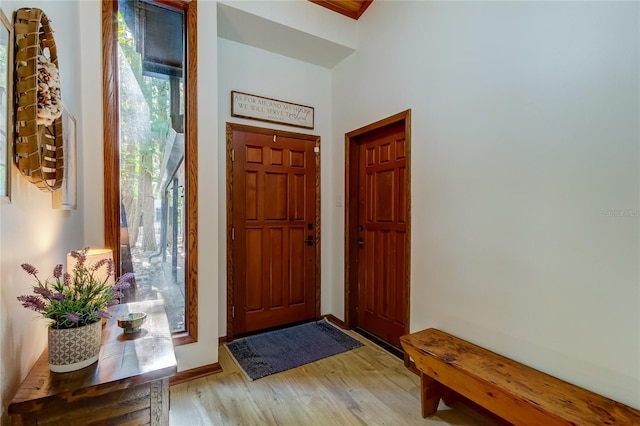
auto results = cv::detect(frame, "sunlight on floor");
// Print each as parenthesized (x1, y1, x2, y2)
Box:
(169, 330, 497, 426)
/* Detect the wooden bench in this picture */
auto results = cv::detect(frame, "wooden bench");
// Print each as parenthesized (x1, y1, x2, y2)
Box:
(400, 328, 640, 425)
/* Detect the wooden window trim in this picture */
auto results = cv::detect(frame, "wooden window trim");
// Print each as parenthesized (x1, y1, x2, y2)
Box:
(102, 0, 198, 345)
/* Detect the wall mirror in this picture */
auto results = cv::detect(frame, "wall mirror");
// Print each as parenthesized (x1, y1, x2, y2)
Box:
(0, 9, 12, 202)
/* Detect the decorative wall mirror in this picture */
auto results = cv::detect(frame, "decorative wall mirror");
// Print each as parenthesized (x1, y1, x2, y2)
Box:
(13, 8, 64, 192)
(0, 9, 12, 202)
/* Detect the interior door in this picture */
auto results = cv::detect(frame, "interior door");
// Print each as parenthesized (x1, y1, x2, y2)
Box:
(357, 121, 408, 348)
(231, 127, 318, 335)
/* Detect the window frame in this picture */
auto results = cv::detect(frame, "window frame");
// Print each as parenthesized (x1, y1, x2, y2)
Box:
(102, 0, 198, 345)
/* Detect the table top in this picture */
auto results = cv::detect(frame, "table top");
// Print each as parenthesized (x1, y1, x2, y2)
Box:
(9, 300, 177, 414)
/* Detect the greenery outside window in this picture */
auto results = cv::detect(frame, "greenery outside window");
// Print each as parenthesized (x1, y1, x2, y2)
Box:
(102, 0, 197, 345)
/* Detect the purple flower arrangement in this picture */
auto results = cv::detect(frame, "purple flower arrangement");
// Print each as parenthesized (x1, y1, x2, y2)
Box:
(17, 247, 134, 329)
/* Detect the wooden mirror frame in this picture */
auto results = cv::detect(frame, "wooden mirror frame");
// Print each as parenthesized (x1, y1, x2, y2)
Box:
(102, 0, 198, 345)
(13, 8, 64, 191)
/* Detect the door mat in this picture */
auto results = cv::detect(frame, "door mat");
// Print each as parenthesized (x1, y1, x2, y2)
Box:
(225, 319, 364, 381)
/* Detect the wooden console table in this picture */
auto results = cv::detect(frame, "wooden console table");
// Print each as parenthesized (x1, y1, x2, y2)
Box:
(9, 300, 177, 426)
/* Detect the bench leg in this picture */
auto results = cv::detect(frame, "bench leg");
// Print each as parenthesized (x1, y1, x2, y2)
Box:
(420, 373, 444, 418)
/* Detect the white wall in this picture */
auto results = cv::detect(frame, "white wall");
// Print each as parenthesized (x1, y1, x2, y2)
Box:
(1, 0, 85, 422)
(331, 1, 640, 408)
(217, 37, 333, 336)
(78, 0, 104, 248)
(175, 0, 220, 371)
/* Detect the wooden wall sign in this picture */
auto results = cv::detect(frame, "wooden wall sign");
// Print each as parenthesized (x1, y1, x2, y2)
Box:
(231, 91, 314, 129)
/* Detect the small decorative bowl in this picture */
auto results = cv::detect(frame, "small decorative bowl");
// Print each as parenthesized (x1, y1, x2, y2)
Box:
(117, 312, 147, 334)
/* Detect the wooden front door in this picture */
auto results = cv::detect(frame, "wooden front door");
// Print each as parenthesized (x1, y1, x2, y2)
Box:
(229, 124, 319, 336)
(346, 111, 410, 349)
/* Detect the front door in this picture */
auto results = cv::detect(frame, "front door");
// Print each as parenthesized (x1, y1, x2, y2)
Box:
(356, 119, 409, 348)
(229, 124, 319, 336)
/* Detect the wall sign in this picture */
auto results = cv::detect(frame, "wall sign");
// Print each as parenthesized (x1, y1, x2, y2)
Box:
(231, 91, 314, 129)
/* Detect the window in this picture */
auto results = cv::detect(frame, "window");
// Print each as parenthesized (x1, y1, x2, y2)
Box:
(102, 0, 197, 344)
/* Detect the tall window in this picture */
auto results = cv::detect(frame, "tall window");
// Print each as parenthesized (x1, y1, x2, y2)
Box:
(102, 0, 197, 344)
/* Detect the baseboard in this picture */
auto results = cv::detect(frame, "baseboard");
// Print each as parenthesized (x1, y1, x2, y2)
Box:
(219, 336, 228, 345)
(169, 362, 223, 386)
(321, 315, 405, 360)
(321, 314, 346, 329)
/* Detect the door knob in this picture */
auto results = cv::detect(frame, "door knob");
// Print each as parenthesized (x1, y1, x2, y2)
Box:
(304, 236, 314, 246)
(358, 237, 364, 247)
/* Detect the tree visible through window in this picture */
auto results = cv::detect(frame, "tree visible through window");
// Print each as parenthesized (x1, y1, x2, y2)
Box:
(117, 1, 186, 332)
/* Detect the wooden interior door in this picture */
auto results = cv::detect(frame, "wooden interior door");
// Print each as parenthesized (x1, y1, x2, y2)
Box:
(357, 121, 408, 348)
(230, 126, 318, 336)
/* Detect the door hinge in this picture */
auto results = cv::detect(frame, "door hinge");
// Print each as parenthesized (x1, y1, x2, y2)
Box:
(231, 227, 235, 240)
(232, 306, 235, 318)
(231, 149, 235, 162)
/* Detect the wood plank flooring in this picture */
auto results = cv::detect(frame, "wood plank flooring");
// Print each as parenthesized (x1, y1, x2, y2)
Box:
(169, 329, 496, 425)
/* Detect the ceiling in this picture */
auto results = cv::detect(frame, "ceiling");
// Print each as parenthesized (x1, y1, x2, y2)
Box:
(217, 3, 356, 69)
(308, 0, 373, 20)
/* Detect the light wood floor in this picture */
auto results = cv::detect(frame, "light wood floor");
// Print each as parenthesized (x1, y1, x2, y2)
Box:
(169, 329, 496, 426)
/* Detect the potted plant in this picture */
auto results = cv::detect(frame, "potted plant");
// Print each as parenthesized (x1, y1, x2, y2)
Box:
(17, 247, 133, 372)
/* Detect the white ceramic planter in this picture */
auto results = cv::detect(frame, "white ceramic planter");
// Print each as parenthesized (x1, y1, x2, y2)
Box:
(48, 320, 102, 373)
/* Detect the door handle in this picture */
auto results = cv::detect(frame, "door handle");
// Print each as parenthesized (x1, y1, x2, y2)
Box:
(304, 236, 314, 246)
(358, 237, 364, 247)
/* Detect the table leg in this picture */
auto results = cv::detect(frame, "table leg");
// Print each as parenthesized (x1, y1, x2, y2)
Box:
(150, 378, 170, 426)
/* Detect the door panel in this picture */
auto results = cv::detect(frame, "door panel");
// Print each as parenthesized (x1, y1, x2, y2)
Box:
(232, 129, 317, 335)
(358, 122, 408, 348)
